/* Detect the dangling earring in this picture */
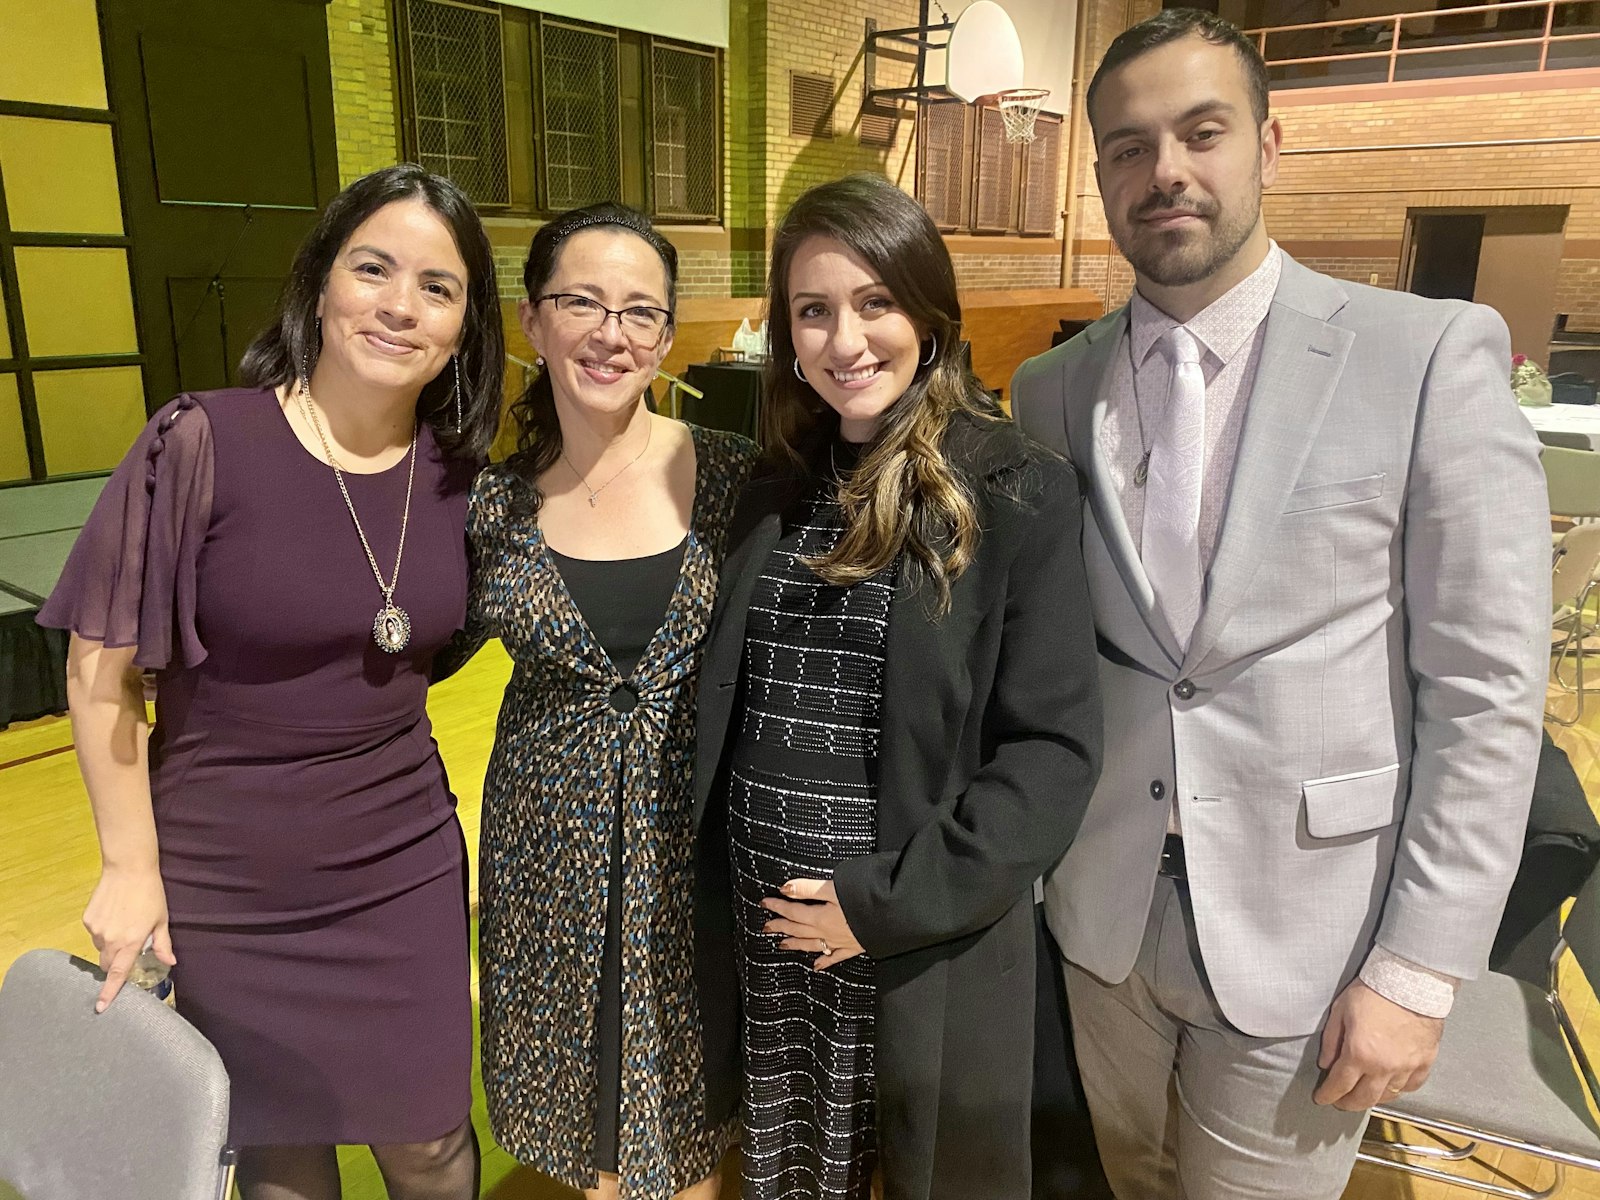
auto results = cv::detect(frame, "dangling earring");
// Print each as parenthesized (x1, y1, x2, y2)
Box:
(300, 318, 321, 396)
(452, 354, 463, 432)
(793, 357, 806, 383)
(920, 333, 938, 367)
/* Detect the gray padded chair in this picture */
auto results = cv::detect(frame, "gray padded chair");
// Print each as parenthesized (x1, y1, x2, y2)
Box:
(1543, 445, 1600, 519)
(0, 949, 234, 1200)
(1358, 865, 1600, 1198)
(1539, 430, 1596, 453)
(1549, 524, 1600, 727)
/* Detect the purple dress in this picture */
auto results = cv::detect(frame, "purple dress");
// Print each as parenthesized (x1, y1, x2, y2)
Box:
(38, 386, 474, 1146)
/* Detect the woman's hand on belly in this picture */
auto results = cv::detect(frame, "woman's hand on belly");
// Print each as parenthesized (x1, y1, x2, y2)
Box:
(763, 879, 863, 970)
(83, 864, 174, 1012)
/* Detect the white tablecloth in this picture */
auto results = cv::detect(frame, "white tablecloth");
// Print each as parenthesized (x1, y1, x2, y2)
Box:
(1522, 403, 1600, 450)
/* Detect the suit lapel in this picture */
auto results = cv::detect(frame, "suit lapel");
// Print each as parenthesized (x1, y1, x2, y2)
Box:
(877, 569, 946, 841)
(693, 479, 787, 824)
(1184, 260, 1353, 674)
(1071, 312, 1182, 667)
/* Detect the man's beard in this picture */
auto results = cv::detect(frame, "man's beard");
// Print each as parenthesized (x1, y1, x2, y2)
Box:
(1114, 186, 1261, 288)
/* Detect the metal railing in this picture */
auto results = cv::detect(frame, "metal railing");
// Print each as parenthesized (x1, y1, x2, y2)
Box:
(1245, 0, 1600, 85)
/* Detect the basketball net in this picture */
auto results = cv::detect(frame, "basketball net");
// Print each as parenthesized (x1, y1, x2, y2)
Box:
(997, 87, 1050, 143)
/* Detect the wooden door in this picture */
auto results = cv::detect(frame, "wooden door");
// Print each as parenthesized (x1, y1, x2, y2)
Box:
(100, 0, 340, 410)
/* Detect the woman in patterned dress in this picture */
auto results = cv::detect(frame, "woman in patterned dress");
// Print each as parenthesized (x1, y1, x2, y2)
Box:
(438, 204, 756, 1200)
(691, 174, 1106, 1200)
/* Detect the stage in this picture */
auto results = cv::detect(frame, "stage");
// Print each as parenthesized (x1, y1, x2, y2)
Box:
(0, 479, 105, 728)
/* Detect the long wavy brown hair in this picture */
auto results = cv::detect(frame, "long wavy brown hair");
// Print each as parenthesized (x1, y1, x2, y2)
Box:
(764, 174, 998, 614)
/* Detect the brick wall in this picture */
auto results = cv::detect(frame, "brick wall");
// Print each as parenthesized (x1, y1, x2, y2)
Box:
(1559, 258, 1600, 332)
(1290, 257, 1400, 291)
(731, 249, 767, 298)
(678, 250, 734, 298)
(1269, 80, 1600, 331)
(320, 0, 1086, 303)
(757, 0, 920, 229)
(326, 0, 399, 185)
(952, 252, 1063, 291)
(492, 246, 523, 297)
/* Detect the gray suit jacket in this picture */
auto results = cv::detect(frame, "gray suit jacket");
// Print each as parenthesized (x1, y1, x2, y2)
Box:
(1012, 254, 1551, 1037)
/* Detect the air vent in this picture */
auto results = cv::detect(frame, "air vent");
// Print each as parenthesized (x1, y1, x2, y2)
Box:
(859, 100, 899, 148)
(790, 72, 835, 139)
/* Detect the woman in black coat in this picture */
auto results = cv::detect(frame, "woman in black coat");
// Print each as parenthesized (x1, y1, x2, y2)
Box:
(691, 173, 1105, 1200)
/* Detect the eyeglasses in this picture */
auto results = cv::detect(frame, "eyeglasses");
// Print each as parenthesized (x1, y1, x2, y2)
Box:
(534, 293, 672, 342)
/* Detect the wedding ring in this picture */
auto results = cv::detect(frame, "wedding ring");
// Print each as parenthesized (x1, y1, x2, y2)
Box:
(1385, 1086, 1403, 1096)
(820, 940, 831, 954)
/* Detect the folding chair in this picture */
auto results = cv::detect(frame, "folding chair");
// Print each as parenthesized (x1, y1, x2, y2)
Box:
(1357, 865, 1600, 1198)
(1548, 524, 1600, 726)
(1538, 430, 1595, 453)
(1543, 445, 1600, 519)
(0, 949, 234, 1200)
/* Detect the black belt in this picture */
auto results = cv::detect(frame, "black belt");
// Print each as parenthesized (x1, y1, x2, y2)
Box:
(1158, 834, 1187, 880)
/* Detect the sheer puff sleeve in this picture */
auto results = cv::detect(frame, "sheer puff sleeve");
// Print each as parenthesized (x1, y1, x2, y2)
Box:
(36, 394, 214, 670)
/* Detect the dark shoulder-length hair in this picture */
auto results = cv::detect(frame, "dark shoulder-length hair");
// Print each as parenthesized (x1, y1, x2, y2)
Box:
(763, 173, 998, 615)
(239, 163, 504, 461)
(503, 202, 678, 516)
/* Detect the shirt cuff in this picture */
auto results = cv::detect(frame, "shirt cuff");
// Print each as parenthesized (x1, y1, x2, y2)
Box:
(1359, 945, 1459, 1018)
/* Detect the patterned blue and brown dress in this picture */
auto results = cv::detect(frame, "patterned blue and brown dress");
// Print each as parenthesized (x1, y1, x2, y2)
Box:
(444, 424, 756, 1199)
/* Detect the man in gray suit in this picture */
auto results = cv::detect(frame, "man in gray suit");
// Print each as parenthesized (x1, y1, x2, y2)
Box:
(1012, 10, 1551, 1197)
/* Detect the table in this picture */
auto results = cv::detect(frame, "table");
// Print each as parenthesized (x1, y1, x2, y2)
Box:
(1522, 403, 1600, 450)
(680, 361, 763, 440)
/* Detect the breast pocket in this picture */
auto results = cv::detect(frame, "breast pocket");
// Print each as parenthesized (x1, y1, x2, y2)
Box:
(1302, 762, 1405, 838)
(1284, 473, 1386, 515)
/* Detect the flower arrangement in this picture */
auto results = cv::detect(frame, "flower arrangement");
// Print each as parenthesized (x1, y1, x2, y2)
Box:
(1511, 353, 1552, 407)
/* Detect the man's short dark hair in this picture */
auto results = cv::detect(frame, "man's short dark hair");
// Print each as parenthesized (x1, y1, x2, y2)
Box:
(1086, 8, 1271, 137)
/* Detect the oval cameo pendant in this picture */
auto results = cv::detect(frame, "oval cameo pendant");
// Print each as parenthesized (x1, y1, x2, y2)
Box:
(373, 603, 412, 654)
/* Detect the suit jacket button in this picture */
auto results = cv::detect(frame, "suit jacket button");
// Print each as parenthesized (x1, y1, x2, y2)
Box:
(609, 684, 638, 713)
(1149, 779, 1166, 800)
(1173, 678, 1196, 701)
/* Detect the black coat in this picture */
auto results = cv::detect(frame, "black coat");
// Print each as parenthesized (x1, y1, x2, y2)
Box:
(692, 416, 1104, 1200)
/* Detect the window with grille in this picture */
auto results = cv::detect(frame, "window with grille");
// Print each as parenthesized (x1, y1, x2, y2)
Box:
(918, 100, 969, 230)
(650, 43, 718, 220)
(403, 0, 509, 205)
(917, 101, 1063, 237)
(972, 106, 1016, 233)
(539, 19, 620, 210)
(1020, 113, 1064, 236)
(399, 6, 721, 222)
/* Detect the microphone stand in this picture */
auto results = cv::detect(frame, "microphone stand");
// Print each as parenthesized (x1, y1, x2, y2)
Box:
(172, 205, 255, 388)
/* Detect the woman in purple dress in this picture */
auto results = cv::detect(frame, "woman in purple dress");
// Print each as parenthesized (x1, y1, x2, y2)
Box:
(38, 164, 504, 1200)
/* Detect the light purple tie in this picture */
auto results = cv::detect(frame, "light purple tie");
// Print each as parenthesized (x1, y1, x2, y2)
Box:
(1142, 326, 1205, 650)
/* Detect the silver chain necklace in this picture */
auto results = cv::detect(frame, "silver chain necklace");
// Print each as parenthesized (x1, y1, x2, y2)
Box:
(561, 418, 653, 507)
(1128, 333, 1153, 488)
(296, 385, 418, 653)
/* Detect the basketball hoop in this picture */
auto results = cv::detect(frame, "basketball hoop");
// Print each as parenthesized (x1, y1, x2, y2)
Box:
(997, 87, 1050, 143)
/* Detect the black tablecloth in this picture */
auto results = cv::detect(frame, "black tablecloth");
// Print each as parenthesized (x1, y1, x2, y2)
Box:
(681, 362, 763, 440)
(0, 608, 68, 727)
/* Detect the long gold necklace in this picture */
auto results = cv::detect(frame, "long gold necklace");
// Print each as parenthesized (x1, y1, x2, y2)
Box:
(296, 384, 418, 653)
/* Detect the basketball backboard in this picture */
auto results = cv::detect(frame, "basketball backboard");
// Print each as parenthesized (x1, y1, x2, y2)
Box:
(945, 1, 1025, 102)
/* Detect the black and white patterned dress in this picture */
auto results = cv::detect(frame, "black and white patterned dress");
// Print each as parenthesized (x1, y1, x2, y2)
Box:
(728, 449, 900, 1200)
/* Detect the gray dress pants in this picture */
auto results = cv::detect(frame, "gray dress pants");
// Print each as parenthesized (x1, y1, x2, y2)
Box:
(1063, 875, 1370, 1199)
